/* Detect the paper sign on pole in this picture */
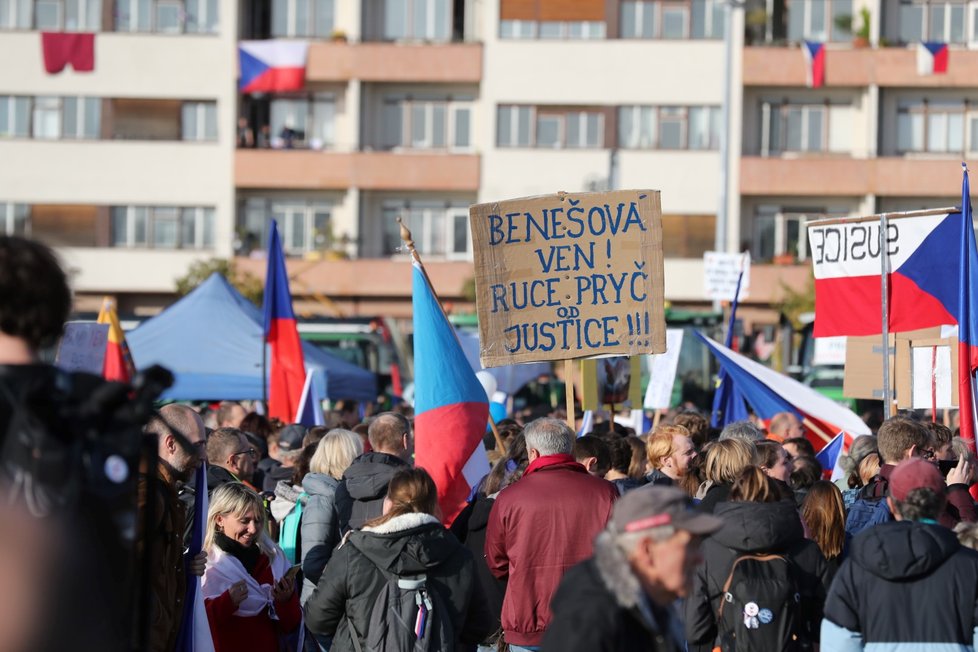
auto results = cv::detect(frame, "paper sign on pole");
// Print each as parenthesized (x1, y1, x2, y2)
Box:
(704, 252, 750, 301)
(644, 329, 684, 409)
(469, 190, 666, 368)
(56, 321, 109, 375)
(813, 336, 847, 366)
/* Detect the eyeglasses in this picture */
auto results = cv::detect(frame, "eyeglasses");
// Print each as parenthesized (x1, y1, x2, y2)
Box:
(919, 448, 937, 461)
(232, 448, 258, 460)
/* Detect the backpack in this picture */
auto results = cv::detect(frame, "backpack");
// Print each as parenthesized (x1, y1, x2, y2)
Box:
(716, 553, 811, 652)
(844, 495, 891, 540)
(346, 542, 455, 652)
(278, 492, 307, 564)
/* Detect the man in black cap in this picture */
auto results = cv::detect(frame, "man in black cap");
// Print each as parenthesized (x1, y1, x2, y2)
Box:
(262, 423, 306, 492)
(542, 485, 723, 652)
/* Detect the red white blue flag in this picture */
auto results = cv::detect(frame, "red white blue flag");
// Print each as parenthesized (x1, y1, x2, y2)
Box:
(175, 462, 215, 652)
(917, 41, 949, 75)
(412, 261, 490, 525)
(263, 220, 307, 421)
(294, 369, 325, 427)
(239, 40, 308, 93)
(803, 40, 825, 88)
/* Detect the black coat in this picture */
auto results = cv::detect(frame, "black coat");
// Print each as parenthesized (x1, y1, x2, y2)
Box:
(684, 500, 830, 652)
(333, 452, 409, 532)
(304, 513, 493, 652)
(697, 482, 732, 514)
(541, 558, 683, 652)
(450, 494, 505, 639)
(822, 520, 978, 650)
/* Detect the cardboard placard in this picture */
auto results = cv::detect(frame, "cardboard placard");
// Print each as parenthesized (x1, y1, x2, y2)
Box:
(896, 337, 959, 409)
(703, 251, 750, 301)
(843, 327, 942, 401)
(469, 190, 666, 368)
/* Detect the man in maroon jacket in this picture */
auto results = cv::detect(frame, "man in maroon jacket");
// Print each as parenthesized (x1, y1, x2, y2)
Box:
(485, 417, 619, 650)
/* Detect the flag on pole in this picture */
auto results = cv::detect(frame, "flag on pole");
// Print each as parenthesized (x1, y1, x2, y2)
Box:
(412, 260, 490, 526)
(294, 369, 325, 427)
(174, 462, 215, 652)
(803, 40, 825, 88)
(955, 164, 978, 448)
(711, 258, 749, 428)
(262, 220, 307, 421)
(96, 297, 135, 383)
(917, 41, 949, 75)
(577, 410, 594, 438)
(815, 432, 846, 480)
(238, 40, 308, 93)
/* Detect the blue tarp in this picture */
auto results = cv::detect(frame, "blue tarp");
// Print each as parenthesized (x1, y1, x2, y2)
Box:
(128, 273, 376, 402)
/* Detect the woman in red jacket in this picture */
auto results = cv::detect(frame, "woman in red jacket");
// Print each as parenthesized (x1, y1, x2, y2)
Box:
(202, 482, 302, 652)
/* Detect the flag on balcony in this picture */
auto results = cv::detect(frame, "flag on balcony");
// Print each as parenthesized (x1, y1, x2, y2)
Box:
(239, 40, 308, 93)
(803, 40, 825, 88)
(917, 41, 949, 75)
(41, 32, 94, 73)
(96, 297, 135, 383)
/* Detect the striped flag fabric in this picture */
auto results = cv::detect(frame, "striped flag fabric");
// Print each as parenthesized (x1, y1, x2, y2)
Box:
(174, 462, 215, 652)
(803, 40, 826, 88)
(262, 220, 307, 421)
(411, 261, 490, 525)
(917, 41, 949, 75)
(294, 368, 325, 427)
(577, 410, 594, 438)
(96, 297, 135, 382)
(815, 432, 847, 480)
(711, 259, 748, 428)
(238, 40, 308, 93)
(954, 165, 978, 448)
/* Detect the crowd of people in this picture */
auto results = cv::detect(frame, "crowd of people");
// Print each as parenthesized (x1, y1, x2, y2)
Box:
(5, 233, 978, 652)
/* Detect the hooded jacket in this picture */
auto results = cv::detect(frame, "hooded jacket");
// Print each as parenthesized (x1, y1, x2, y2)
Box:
(685, 499, 830, 652)
(484, 454, 619, 646)
(304, 512, 493, 652)
(333, 452, 409, 532)
(299, 472, 342, 603)
(821, 520, 978, 651)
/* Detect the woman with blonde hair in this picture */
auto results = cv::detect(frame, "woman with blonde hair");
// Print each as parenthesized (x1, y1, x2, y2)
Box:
(305, 468, 492, 652)
(202, 482, 301, 652)
(300, 428, 363, 603)
(801, 481, 847, 580)
(697, 437, 757, 513)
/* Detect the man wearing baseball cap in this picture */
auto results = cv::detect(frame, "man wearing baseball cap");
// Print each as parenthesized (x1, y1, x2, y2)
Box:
(542, 486, 723, 652)
(822, 457, 978, 651)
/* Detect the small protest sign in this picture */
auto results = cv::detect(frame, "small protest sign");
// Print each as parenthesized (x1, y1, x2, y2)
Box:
(470, 190, 666, 367)
(644, 329, 684, 409)
(56, 321, 109, 375)
(703, 251, 750, 301)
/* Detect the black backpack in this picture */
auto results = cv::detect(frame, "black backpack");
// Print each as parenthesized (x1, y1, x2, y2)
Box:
(716, 553, 811, 652)
(346, 543, 455, 652)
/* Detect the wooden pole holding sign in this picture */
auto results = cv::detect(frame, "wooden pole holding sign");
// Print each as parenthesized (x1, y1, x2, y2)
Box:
(564, 359, 575, 430)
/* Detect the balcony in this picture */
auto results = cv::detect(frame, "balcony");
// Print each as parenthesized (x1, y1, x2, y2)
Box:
(743, 46, 978, 88)
(741, 156, 967, 197)
(235, 150, 480, 191)
(306, 42, 483, 83)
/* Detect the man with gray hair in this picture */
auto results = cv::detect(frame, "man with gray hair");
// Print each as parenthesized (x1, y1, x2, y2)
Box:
(718, 419, 764, 442)
(542, 486, 723, 651)
(485, 417, 619, 651)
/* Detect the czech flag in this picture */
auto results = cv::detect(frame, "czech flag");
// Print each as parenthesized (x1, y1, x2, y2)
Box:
(239, 40, 308, 93)
(955, 165, 978, 448)
(175, 462, 215, 652)
(814, 432, 850, 481)
(412, 261, 490, 526)
(262, 220, 307, 421)
(917, 41, 949, 75)
(698, 333, 871, 451)
(803, 40, 825, 88)
(96, 297, 135, 383)
(294, 369, 325, 427)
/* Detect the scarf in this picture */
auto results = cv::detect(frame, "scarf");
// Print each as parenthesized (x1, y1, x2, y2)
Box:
(201, 538, 289, 618)
(524, 453, 585, 477)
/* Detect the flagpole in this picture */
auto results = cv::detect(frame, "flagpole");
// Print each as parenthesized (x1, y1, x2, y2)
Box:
(880, 212, 892, 419)
(398, 217, 506, 454)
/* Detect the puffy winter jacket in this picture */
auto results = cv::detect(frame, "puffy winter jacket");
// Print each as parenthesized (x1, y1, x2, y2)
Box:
(299, 472, 341, 603)
(450, 493, 505, 640)
(304, 512, 493, 652)
(333, 452, 409, 532)
(822, 520, 978, 651)
(684, 499, 830, 652)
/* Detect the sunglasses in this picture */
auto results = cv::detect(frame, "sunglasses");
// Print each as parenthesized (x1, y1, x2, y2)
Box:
(232, 448, 258, 460)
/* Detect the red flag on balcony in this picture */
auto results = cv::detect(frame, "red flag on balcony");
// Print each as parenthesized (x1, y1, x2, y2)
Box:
(803, 40, 825, 88)
(41, 32, 95, 73)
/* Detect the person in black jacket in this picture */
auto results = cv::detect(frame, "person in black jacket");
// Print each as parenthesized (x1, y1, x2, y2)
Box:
(333, 412, 412, 532)
(685, 466, 830, 652)
(305, 468, 492, 652)
(696, 438, 757, 514)
(541, 485, 723, 652)
(822, 457, 978, 651)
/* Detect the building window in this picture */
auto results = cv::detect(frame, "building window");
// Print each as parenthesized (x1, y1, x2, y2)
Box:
(181, 102, 217, 141)
(269, 94, 336, 149)
(618, 105, 720, 149)
(0, 203, 29, 236)
(531, 20, 606, 39)
(382, 96, 472, 150)
(29, 0, 102, 30)
(0, 96, 31, 137)
(897, 101, 966, 154)
(497, 105, 604, 149)
(0, 0, 32, 28)
(24, 96, 101, 140)
(620, 0, 724, 39)
(499, 19, 537, 38)
(899, 1, 967, 44)
(382, 201, 470, 258)
(32, 96, 63, 139)
(752, 206, 846, 262)
(762, 102, 826, 154)
(111, 205, 214, 249)
(272, 0, 333, 37)
(116, 0, 218, 33)
(241, 198, 331, 255)
(383, 0, 451, 41)
(787, 0, 852, 43)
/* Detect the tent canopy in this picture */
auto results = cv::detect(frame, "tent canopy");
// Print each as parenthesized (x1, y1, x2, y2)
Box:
(128, 273, 376, 402)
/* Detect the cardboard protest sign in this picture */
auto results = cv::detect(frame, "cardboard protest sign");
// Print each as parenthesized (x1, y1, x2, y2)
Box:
(56, 321, 109, 375)
(470, 190, 666, 367)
